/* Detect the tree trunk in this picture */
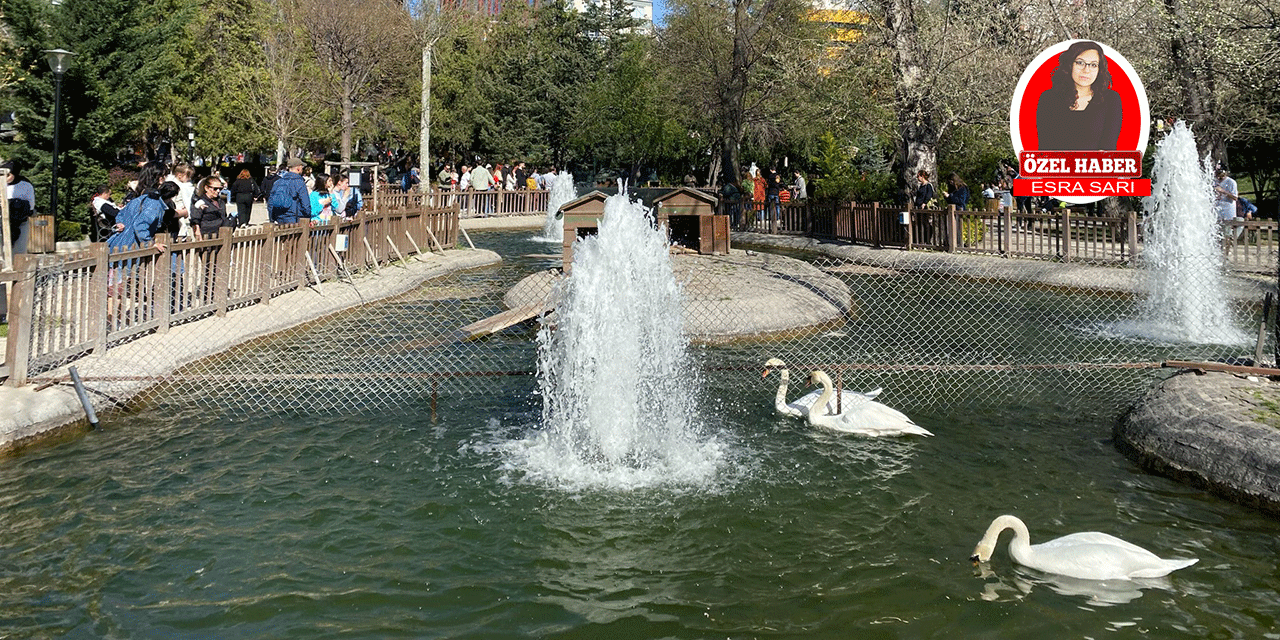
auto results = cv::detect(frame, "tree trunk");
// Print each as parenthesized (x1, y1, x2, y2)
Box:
(276, 138, 286, 165)
(419, 43, 432, 187)
(1163, 0, 1226, 167)
(883, 0, 938, 203)
(718, 0, 750, 185)
(341, 91, 354, 163)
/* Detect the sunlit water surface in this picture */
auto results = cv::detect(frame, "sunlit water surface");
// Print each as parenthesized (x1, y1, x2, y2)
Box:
(1, 231, 1277, 639)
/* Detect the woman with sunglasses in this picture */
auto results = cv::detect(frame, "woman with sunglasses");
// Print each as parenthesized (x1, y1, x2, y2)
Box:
(1034, 40, 1123, 151)
(190, 176, 229, 241)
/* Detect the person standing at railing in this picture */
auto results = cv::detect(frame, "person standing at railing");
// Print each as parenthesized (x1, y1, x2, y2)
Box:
(752, 169, 766, 223)
(720, 174, 743, 230)
(765, 168, 783, 225)
(944, 173, 970, 211)
(191, 176, 230, 240)
(1214, 166, 1240, 251)
(470, 163, 493, 216)
(309, 173, 333, 224)
(3, 160, 35, 257)
(331, 173, 362, 219)
(267, 158, 311, 225)
(792, 169, 807, 201)
(437, 163, 453, 193)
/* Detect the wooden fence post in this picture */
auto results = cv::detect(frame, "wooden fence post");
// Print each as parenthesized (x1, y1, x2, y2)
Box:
(1126, 210, 1139, 264)
(4, 253, 37, 386)
(155, 234, 172, 335)
(90, 243, 108, 353)
(1062, 208, 1072, 262)
(261, 222, 275, 306)
(1002, 207, 1012, 256)
(946, 205, 957, 253)
(215, 227, 233, 316)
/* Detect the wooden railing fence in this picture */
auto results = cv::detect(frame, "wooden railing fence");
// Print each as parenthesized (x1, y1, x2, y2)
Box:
(4, 205, 458, 387)
(377, 187, 549, 219)
(729, 198, 1276, 270)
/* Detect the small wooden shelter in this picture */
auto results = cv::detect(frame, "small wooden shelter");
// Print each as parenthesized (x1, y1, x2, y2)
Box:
(559, 190, 609, 273)
(653, 187, 728, 255)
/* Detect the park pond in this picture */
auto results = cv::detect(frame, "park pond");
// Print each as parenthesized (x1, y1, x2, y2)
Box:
(0, 229, 1276, 638)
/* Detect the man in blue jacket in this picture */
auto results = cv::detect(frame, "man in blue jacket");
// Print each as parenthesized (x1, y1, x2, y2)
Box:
(268, 158, 311, 224)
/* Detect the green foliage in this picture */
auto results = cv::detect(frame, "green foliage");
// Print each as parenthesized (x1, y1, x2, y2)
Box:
(810, 132, 855, 200)
(56, 219, 82, 241)
(960, 215, 985, 247)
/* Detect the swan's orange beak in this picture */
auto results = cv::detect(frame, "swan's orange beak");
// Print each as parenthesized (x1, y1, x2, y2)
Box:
(761, 369, 771, 378)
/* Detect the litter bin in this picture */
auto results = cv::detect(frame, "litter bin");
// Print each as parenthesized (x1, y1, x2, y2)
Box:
(28, 214, 56, 253)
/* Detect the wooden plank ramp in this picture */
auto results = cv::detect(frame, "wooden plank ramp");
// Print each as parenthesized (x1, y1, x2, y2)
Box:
(457, 302, 550, 341)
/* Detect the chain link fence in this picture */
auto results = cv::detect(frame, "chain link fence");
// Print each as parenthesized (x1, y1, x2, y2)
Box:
(6, 218, 1275, 423)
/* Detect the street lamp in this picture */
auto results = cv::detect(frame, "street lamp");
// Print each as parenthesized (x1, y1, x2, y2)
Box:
(184, 115, 196, 162)
(44, 48, 74, 228)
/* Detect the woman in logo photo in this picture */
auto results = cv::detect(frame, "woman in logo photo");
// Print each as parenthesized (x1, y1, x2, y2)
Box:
(1035, 40, 1123, 151)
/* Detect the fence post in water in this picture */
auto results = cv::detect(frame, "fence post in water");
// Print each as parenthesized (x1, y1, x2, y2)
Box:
(68, 366, 99, 429)
(4, 253, 37, 387)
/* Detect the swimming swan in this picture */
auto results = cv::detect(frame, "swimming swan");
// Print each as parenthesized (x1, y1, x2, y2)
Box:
(763, 358, 880, 419)
(804, 370, 932, 437)
(969, 515, 1198, 580)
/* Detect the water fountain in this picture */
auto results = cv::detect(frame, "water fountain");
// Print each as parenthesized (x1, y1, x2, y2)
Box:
(1134, 121, 1248, 345)
(538, 171, 577, 242)
(511, 189, 725, 489)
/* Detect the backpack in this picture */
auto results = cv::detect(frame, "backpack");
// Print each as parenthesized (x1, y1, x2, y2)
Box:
(268, 178, 293, 212)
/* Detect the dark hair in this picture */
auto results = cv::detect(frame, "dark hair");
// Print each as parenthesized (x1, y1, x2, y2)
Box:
(917, 170, 930, 180)
(157, 181, 180, 200)
(136, 161, 168, 194)
(1047, 41, 1113, 111)
(313, 173, 329, 194)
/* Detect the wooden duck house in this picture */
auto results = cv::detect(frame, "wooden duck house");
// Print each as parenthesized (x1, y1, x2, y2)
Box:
(560, 190, 609, 273)
(654, 188, 728, 255)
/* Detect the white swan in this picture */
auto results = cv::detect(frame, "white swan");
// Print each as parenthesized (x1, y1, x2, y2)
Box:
(763, 358, 881, 419)
(804, 370, 932, 437)
(970, 514, 1198, 581)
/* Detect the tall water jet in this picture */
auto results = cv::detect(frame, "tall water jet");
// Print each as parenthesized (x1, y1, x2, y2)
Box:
(513, 189, 724, 489)
(1138, 121, 1247, 344)
(539, 172, 577, 242)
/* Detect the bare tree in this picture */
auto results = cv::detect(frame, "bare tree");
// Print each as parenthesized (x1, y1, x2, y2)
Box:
(293, 0, 411, 162)
(229, 19, 323, 163)
(659, 0, 824, 183)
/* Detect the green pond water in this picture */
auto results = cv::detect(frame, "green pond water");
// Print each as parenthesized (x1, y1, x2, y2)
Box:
(1, 231, 1276, 638)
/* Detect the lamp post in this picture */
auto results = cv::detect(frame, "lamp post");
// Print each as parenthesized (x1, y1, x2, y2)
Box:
(184, 115, 196, 163)
(44, 48, 74, 228)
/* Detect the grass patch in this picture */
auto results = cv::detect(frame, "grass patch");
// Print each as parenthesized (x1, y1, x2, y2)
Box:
(1249, 389, 1280, 429)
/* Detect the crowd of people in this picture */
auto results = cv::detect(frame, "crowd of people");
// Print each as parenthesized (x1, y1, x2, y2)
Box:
(717, 164, 808, 229)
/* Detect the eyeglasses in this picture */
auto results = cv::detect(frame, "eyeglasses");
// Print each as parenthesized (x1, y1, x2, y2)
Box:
(1073, 59, 1099, 71)
(207, 185, 222, 190)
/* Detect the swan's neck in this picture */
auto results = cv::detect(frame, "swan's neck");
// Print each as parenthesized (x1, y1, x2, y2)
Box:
(774, 367, 791, 408)
(984, 515, 1032, 563)
(809, 373, 835, 420)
